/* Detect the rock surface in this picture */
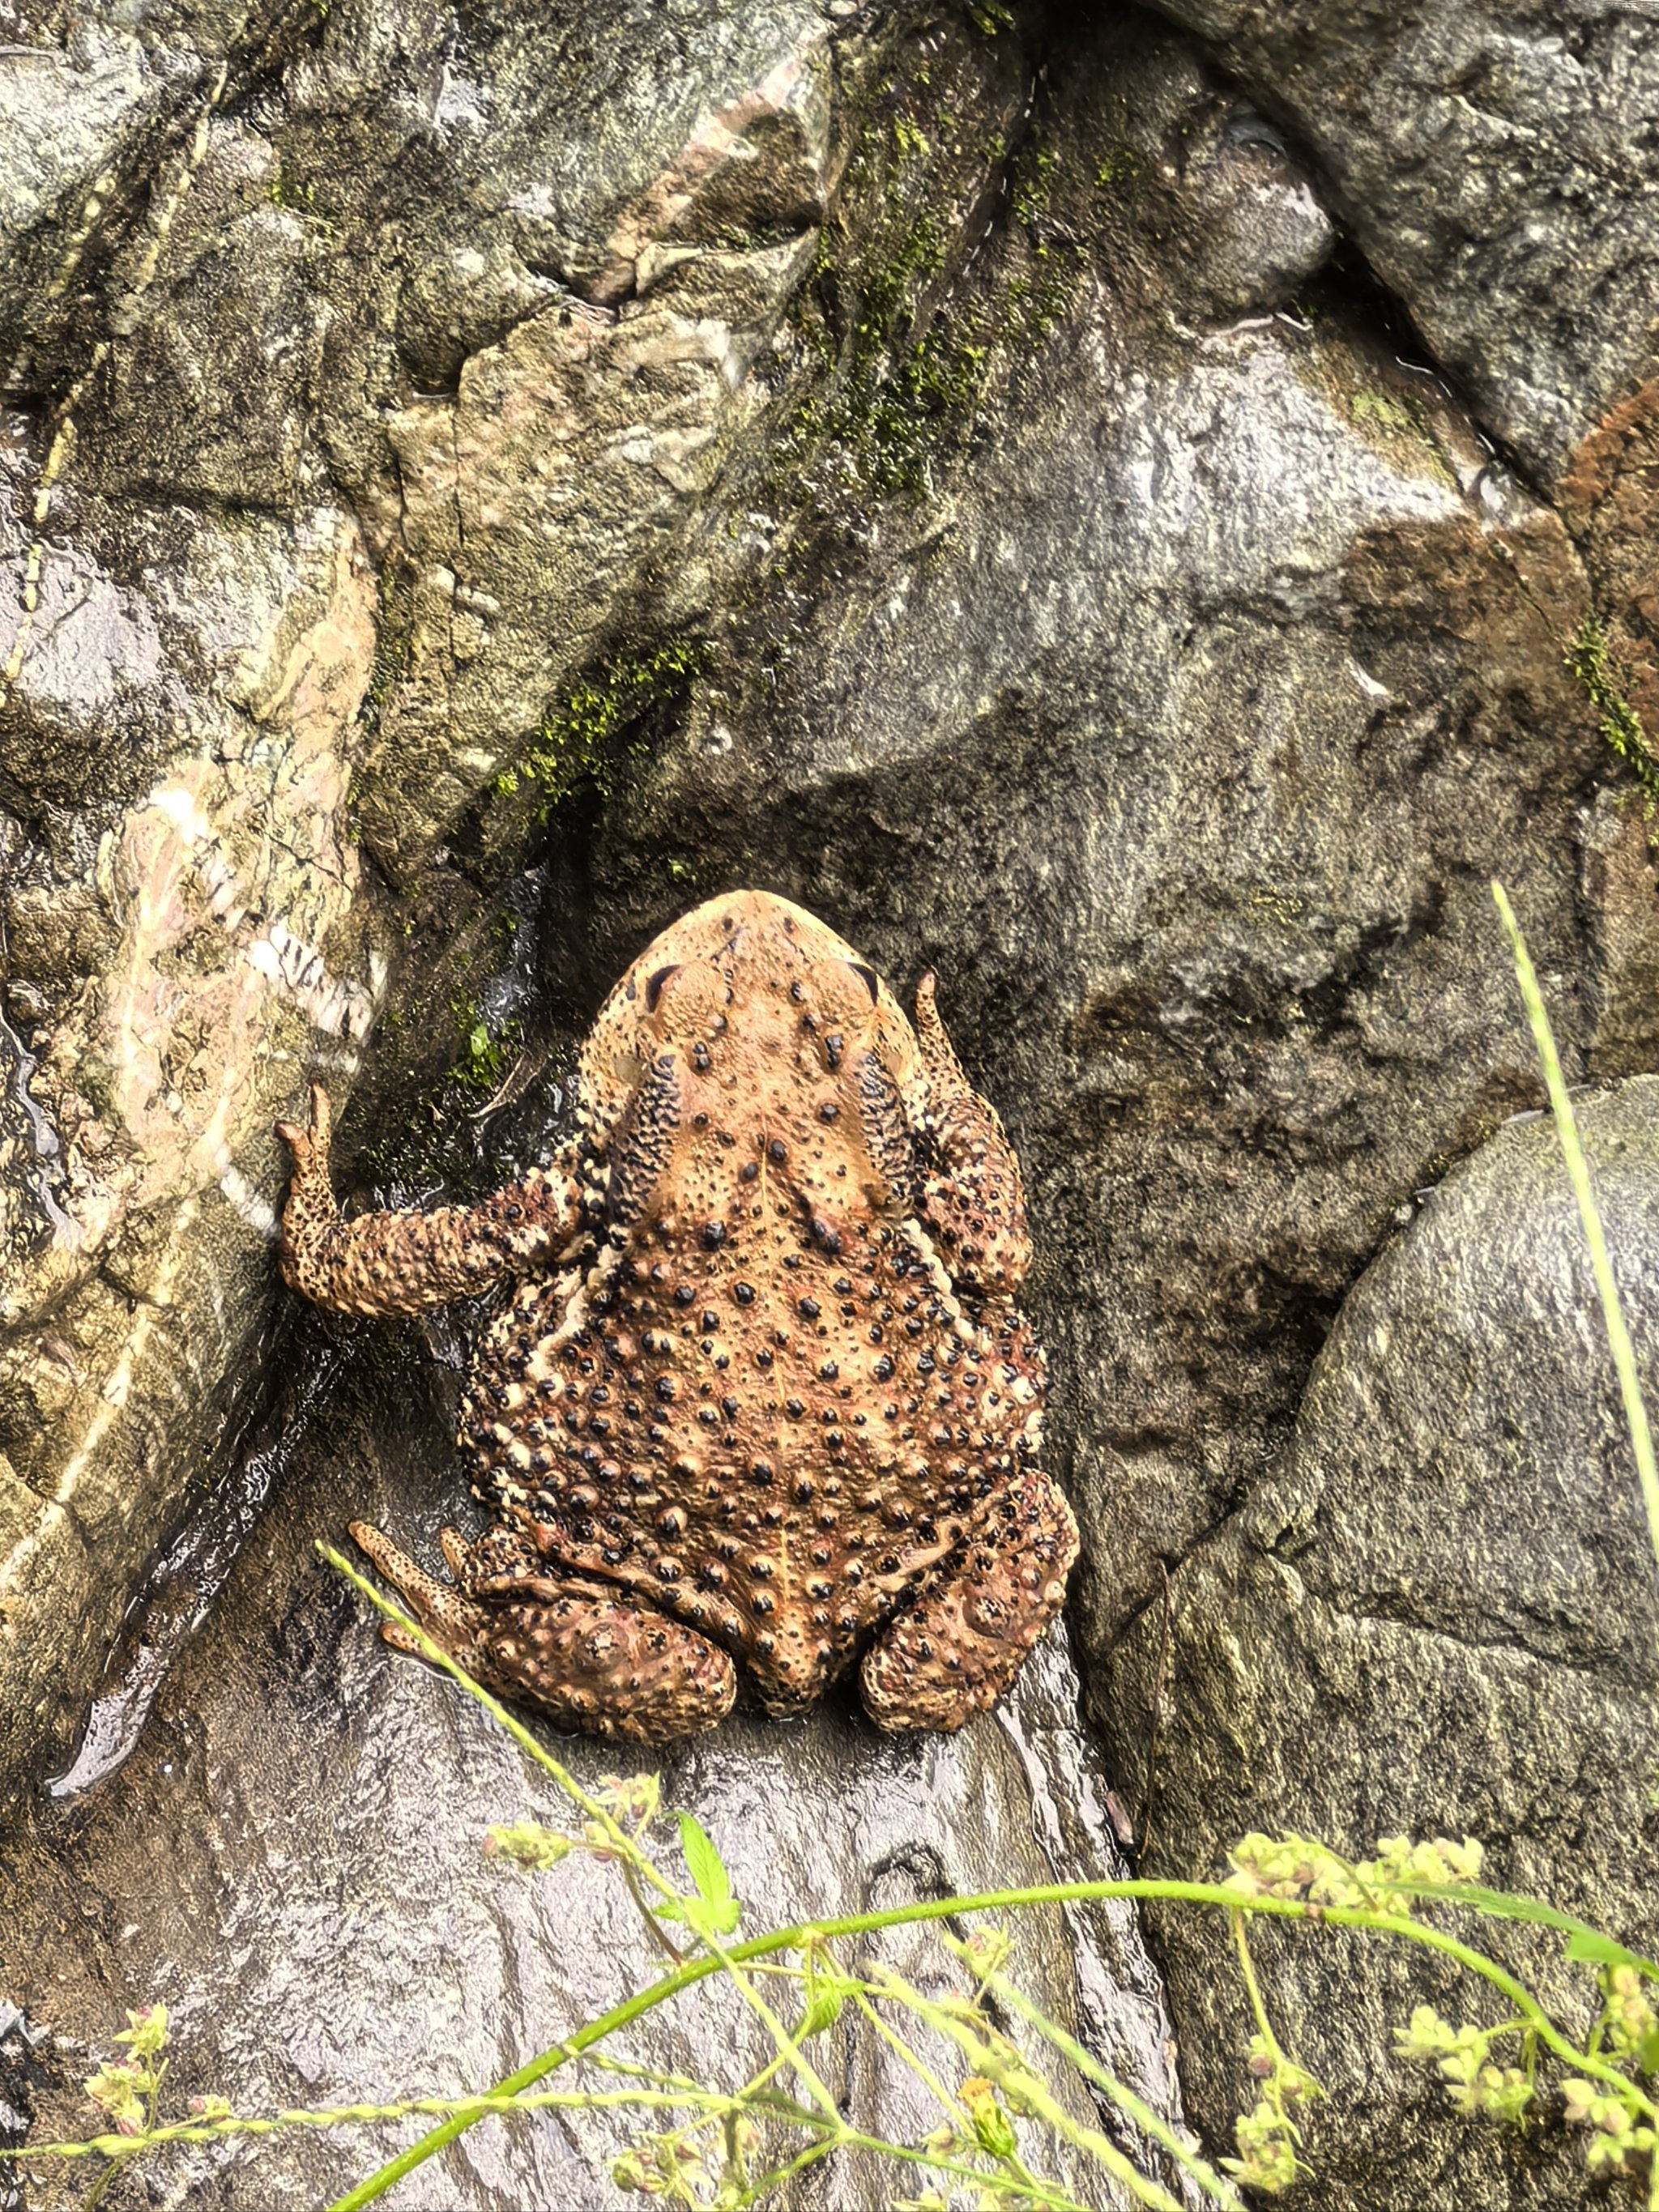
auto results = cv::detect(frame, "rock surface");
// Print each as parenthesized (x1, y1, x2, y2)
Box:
(1101, 1076, 1659, 2208)
(0, 1272, 1179, 2210)
(0, 0, 922, 1791)
(1149, 0, 1659, 491)
(2, 0, 1659, 2208)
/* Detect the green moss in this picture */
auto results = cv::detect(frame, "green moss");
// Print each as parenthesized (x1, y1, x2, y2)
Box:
(1350, 388, 1426, 437)
(267, 169, 315, 212)
(1001, 127, 1089, 338)
(1565, 615, 1659, 805)
(775, 98, 1085, 508)
(1010, 143, 1056, 229)
(496, 636, 710, 813)
(1094, 145, 1139, 190)
(1328, 376, 1456, 490)
(780, 215, 979, 501)
(449, 999, 522, 1094)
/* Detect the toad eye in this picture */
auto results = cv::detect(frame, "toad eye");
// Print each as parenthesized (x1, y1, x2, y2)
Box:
(847, 961, 880, 1005)
(645, 964, 680, 1012)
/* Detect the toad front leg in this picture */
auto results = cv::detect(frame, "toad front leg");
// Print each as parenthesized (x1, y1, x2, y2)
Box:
(350, 1521, 737, 1745)
(275, 1083, 581, 1316)
(859, 1464, 1079, 1733)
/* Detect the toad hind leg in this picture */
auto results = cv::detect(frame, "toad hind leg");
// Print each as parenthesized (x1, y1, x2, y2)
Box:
(859, 1467, 1079, 1733)
(348, 1521, 736, 1745)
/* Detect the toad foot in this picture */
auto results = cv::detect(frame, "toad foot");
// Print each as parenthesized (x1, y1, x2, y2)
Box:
(348, 1520, 736, 1745)
(859, 1467, 1079, 1733)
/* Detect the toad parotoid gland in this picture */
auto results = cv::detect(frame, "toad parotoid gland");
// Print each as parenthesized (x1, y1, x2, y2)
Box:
(276, 890, 1077, 1744)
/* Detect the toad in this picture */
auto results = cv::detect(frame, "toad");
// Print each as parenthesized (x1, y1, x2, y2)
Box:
(276, 890, 1077, 1744)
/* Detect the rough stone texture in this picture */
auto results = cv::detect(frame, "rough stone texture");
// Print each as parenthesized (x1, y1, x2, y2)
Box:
(586, 6, 1649, 1695)
(0, 0, 935, 1790)
(3, 0, 1659, 2206)
(1137, 0, 1659, 825)
(0, 28, 179, 373)
(0, 482, 382, 1790)
(1149, 0, 1659, 492)
(1099, 1077, 1659, 2210)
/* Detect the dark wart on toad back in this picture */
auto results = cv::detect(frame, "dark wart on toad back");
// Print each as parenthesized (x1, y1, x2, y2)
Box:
(275, 890, 1077, 1745)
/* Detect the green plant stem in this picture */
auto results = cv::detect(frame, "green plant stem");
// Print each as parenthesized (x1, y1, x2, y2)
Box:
(330, 1544, 847, 2129)
(326, 1880, 1656, 2210)
(988, 1971, 1246, 2212)
(318, 1541, 1655, 2209)
(323, 1886, 1247, 2210)
(732, 2133, 842, 2200)
(703, 1944, 844, 2127)
(1230, 1912, 1282, 2069)
(857, 1979, 1060, 2206)
(869, 1962, 1186, 2212)
(26, 2084, 761, 2161)
(825, 2122, 1092, 2210)
(1491, 883, 1659, 1590)
(79, 2160, 117, 2212)
(851, 1988, 970, 2129)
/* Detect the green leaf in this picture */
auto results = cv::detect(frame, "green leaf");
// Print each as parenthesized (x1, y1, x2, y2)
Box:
(798, 1967, 861, 2039)
(1566, 1930, 1659, 1973)
(1378, 1878, 1659, 1981)
(660, 1813, 742, 1939)
(677, 1813, 731, 1910)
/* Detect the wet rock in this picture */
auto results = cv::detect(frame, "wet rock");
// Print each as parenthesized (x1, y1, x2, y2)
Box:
(1555, 381, 1659, 799)
(0, 0, 935, 1787)
(1581, 793, 1659, 1084)
(277, 0, 863, 875)
(0, 28, 173, 374)
(0, 483, 381, 1787)
(74, 121, 323, 509)
(0, 1312, 1183, 2210)
(1090, 47, 1337, 322)
(1149, 0, 1659, 489)
(1099, 1076, 1659, 2210)
(585, 6, 1643, 1686)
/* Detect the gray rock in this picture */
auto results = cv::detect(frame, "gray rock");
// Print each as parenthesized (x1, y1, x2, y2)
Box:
(0, 28, 170, 376)
(1175, 107, 1335, 321)
(1100, 1076, 1659, 2210)
(2, 4, 1659, 2208)
(591, 6, 1636, 1687)
(0, 477, 382, 1788)
(74, 121, 323, 508)
(1149, 0, 1659, 488)
(0, 1298, 1183, 2210)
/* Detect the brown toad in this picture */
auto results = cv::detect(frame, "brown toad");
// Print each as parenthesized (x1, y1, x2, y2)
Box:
(276, 889, 1077, 1744)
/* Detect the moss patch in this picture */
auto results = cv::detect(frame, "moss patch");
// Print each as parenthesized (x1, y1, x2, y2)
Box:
(496, 637, 710, 814)
(449, 999, 522, 1094)
(1350, 388, 1425, 438)
(1565, 614, 1659, 805)
(773, 92, 1083, 510)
